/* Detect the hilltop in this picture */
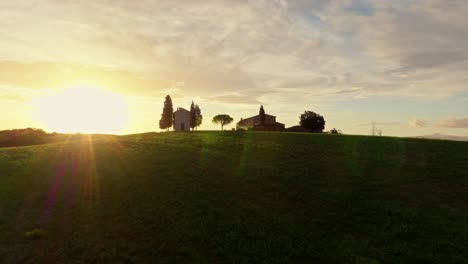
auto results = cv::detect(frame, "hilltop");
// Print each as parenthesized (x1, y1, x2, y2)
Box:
(1, 132, 467, 263)
(414, 133, 468, 142)
(0, 128, 115, 148)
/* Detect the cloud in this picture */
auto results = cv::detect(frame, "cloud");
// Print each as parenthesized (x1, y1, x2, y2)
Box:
(408, 118, 427, 128)
(353, 94, 367, 99)
(358, 122, 400, 126)
(206, 93, 261, 105)
(0, 85, 34, 103)
(1, 0, 468, 103)
(0, 93, 28, 103)
(306, 87, 364, 97)
(310, 0, 468, 98)
(0, 60, 171, 96)
(435, 118, 468, 128)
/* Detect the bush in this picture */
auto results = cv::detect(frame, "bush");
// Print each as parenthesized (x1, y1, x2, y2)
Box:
(329, 128, 342, 135)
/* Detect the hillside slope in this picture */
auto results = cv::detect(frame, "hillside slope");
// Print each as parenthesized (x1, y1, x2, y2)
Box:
(1, 132, 467, 263)
(0, 128, 50, 148)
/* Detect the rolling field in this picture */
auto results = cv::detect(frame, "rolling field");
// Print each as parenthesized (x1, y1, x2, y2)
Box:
(1, 132, 468, 263)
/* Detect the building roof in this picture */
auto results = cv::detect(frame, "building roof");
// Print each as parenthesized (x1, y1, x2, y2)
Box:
(174, 107, 190, 113)
(237, 114, 276, 124)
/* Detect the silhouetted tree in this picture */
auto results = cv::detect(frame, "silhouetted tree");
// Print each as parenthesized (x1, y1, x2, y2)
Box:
(212, 114, 233, 131)
(172, 112, 175, 128)
(190, 101, 196, 130)
(159, 95, 173, 131)
(259, 105, 266, 125)
(194, 104, 203, 130)
(329, 128, 342, 134)
(299, 111, 325, 132)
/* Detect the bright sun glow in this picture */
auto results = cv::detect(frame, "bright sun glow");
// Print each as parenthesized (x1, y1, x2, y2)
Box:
(33, 85, 128, 134)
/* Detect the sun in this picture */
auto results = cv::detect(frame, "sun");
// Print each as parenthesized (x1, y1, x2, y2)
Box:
(33, 85, 129, 134)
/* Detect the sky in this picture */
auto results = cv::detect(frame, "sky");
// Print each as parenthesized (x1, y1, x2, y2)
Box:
(1, 0, 468, 136)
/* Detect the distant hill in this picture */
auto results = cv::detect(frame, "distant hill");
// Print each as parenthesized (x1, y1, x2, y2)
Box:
(414, 133, 468, 142)
(0, 128, 51, 148)
(1, 132, 467, 263)
(0, 128, 114, 148)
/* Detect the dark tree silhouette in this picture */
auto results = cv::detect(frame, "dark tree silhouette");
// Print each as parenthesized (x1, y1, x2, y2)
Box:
(329, 128, 342, 134)
(194, 104, 203, 130)
(259, 105, 266, 125)
(212, 114, 233, 131)
(190, 101, 196, 130)
(159, 95, 173, 131)
(299, 111, 325, 132)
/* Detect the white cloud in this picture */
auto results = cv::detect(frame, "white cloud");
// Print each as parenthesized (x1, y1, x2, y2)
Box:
(1, 0, 468, 103)
(408, 118, 427, 128)
(435, 118, 468, 128)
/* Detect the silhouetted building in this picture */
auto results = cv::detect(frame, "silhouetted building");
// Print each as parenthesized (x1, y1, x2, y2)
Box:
(237, 106, 285, 131)
(173, 107, 190, 132)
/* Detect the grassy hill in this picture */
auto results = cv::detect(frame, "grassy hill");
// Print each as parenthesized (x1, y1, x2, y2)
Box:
(1, 132, 467, 263)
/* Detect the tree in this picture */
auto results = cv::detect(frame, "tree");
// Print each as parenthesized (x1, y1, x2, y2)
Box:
(194, 104, 203, 130)
(329, 128, 342, 134)
(159, 95, 173, 131)
(299, 111, 325, 132)
(377, 128, 383, 136)
(212, 114, 233, 131)
(259, 105, 266, 125)
(370, 121, 383, 136)
(189, 102, 202, 131)
(190, 101, 196, 130)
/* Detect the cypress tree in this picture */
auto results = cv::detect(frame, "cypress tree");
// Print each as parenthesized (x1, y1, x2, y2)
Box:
(194, 104, 203, 130)
(190, 101, 196, 130)
(259, 105, 266, 125)
(159, 95, 173, 131)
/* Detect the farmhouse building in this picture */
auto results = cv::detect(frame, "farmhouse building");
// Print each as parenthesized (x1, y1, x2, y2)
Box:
(173, 107, 190, 132)
(236, 106, 285, 131)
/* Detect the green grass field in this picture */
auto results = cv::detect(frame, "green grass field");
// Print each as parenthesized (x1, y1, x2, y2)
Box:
(1, 132, 468, 263)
